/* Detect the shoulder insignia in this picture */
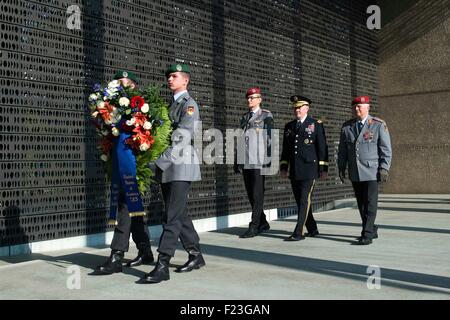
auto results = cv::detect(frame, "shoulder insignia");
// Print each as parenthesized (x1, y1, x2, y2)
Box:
(372, 117, 385, 123)
(317, 119, 323, 124)
(187, 106, 195, 115)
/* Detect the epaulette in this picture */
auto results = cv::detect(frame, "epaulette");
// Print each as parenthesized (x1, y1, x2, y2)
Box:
(262, 109, 271, 113)
(316, 119, 323, 124)
(372, 117, 385, 123)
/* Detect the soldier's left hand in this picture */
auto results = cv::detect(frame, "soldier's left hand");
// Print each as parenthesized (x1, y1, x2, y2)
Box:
(378, 169, 389, 183)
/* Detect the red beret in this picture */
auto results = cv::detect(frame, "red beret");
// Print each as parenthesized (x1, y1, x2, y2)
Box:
(352, 96, 370, 105)
(246, 87, 261, 97)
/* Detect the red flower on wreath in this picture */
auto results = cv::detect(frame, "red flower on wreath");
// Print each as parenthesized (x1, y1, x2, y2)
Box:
(130, 96, 145, 109)
(133, 113, 147, 126)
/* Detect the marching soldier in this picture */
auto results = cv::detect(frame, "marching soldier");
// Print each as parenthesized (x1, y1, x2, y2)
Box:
(338, 96, 392, 245)
(94, 70, 153, 275)
(139, 64, 205, 283)
(234, 87, 273, 238)
(280, 95, 328, 241)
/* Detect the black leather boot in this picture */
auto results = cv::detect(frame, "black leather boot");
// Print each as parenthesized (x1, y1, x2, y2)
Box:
(258, 221, 270, 233)
(94, 250, 124, 275)
(137, 254, 170, 284)
(126, 243, 154, 267)
(175, 249, 206, 273)
(239, 225, 259, 238)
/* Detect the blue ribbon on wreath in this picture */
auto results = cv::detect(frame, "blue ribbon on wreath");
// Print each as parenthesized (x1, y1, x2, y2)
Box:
(109, 129, 146, 223)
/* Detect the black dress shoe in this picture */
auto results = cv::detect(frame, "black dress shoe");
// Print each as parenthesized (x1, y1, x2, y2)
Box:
(93, 250, 124, 275)
(137, 261, 170, 284)
(305, 230, 319, 237)
(284, 234, 306, 242)
(258, 221, 270, 233)
(126, 250, 154, 267)
(175, 254, 206, 273)
(356, 237, 373, 245)
(357, 233, 378, 241)
(239, 227, 259, 238)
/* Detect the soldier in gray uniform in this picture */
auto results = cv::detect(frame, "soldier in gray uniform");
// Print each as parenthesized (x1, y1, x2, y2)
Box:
(139, 64, 204, 283)
(234, 87, 273, 238)
(94, 70, 153, 275)
(338, 95, 392, 245)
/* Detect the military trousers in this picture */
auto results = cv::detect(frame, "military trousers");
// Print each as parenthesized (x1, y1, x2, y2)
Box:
(157, 181, 201, 257)
(351, 180, 379, 239)
(291, 179, 318, 236)
(243, 169, 268, 229)
(110, 201, 151, 253)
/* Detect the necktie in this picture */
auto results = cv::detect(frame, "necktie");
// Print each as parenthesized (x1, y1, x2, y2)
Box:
(250, 111, 254, 118)
(296, 120, 302, 130)
(357, 121, 363, 134)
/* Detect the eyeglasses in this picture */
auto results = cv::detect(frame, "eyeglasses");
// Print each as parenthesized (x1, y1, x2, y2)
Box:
(247, 95, 261, 100)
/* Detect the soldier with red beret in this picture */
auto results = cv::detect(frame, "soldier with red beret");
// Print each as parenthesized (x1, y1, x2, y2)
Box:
(338, 95, 392, 245)
(234, 87, 274, 238)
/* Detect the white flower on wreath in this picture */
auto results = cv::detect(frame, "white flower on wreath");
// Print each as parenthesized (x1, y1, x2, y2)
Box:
(126, 117, 136, 126)
(105, 89, 118, 99)
(108, 80, 120, 88)
(97, 101, 105, 109)
(141, 103, 149, 113)
(100, 154, 109, 162)
(139, 143, 150, 151)
(143, 121, 152, 130)
(119, 97, 130, 107)
(91, 111, 99, 118)
(89, 93, 98, 102)
(111, 127, 120, 136)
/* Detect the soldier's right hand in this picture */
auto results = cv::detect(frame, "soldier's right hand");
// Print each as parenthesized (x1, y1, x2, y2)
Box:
(339, 170, 346, 183)
(148, 162, 156, 172)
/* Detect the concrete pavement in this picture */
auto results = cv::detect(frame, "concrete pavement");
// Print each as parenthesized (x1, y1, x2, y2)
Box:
(0, 194, 449, 300)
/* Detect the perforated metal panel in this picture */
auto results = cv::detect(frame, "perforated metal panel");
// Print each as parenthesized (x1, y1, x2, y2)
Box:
(0, 0, 378, 246)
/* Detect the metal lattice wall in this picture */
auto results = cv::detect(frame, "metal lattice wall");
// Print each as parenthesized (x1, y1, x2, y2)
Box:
(0, 0, 378, 247)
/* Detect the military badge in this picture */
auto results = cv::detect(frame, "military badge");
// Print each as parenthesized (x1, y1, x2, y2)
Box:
(122, 71, 128, 78)
(176, 64, 183, 71)
(363, 131, 373, 140)
(305, 124, 315, 133)
(304, 139, 309, 144)
(187, 106, 195, 115)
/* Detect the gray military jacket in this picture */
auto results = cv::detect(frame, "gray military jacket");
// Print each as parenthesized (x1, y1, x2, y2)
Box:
(338, 115, 392, 182)
(237, 108, 274, 170)
(155, 92, 201, 183)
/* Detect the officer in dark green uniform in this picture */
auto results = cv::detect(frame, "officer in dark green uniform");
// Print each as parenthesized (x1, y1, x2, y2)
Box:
(280, 95, 329, 241)
(94, 71, 154, 275)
